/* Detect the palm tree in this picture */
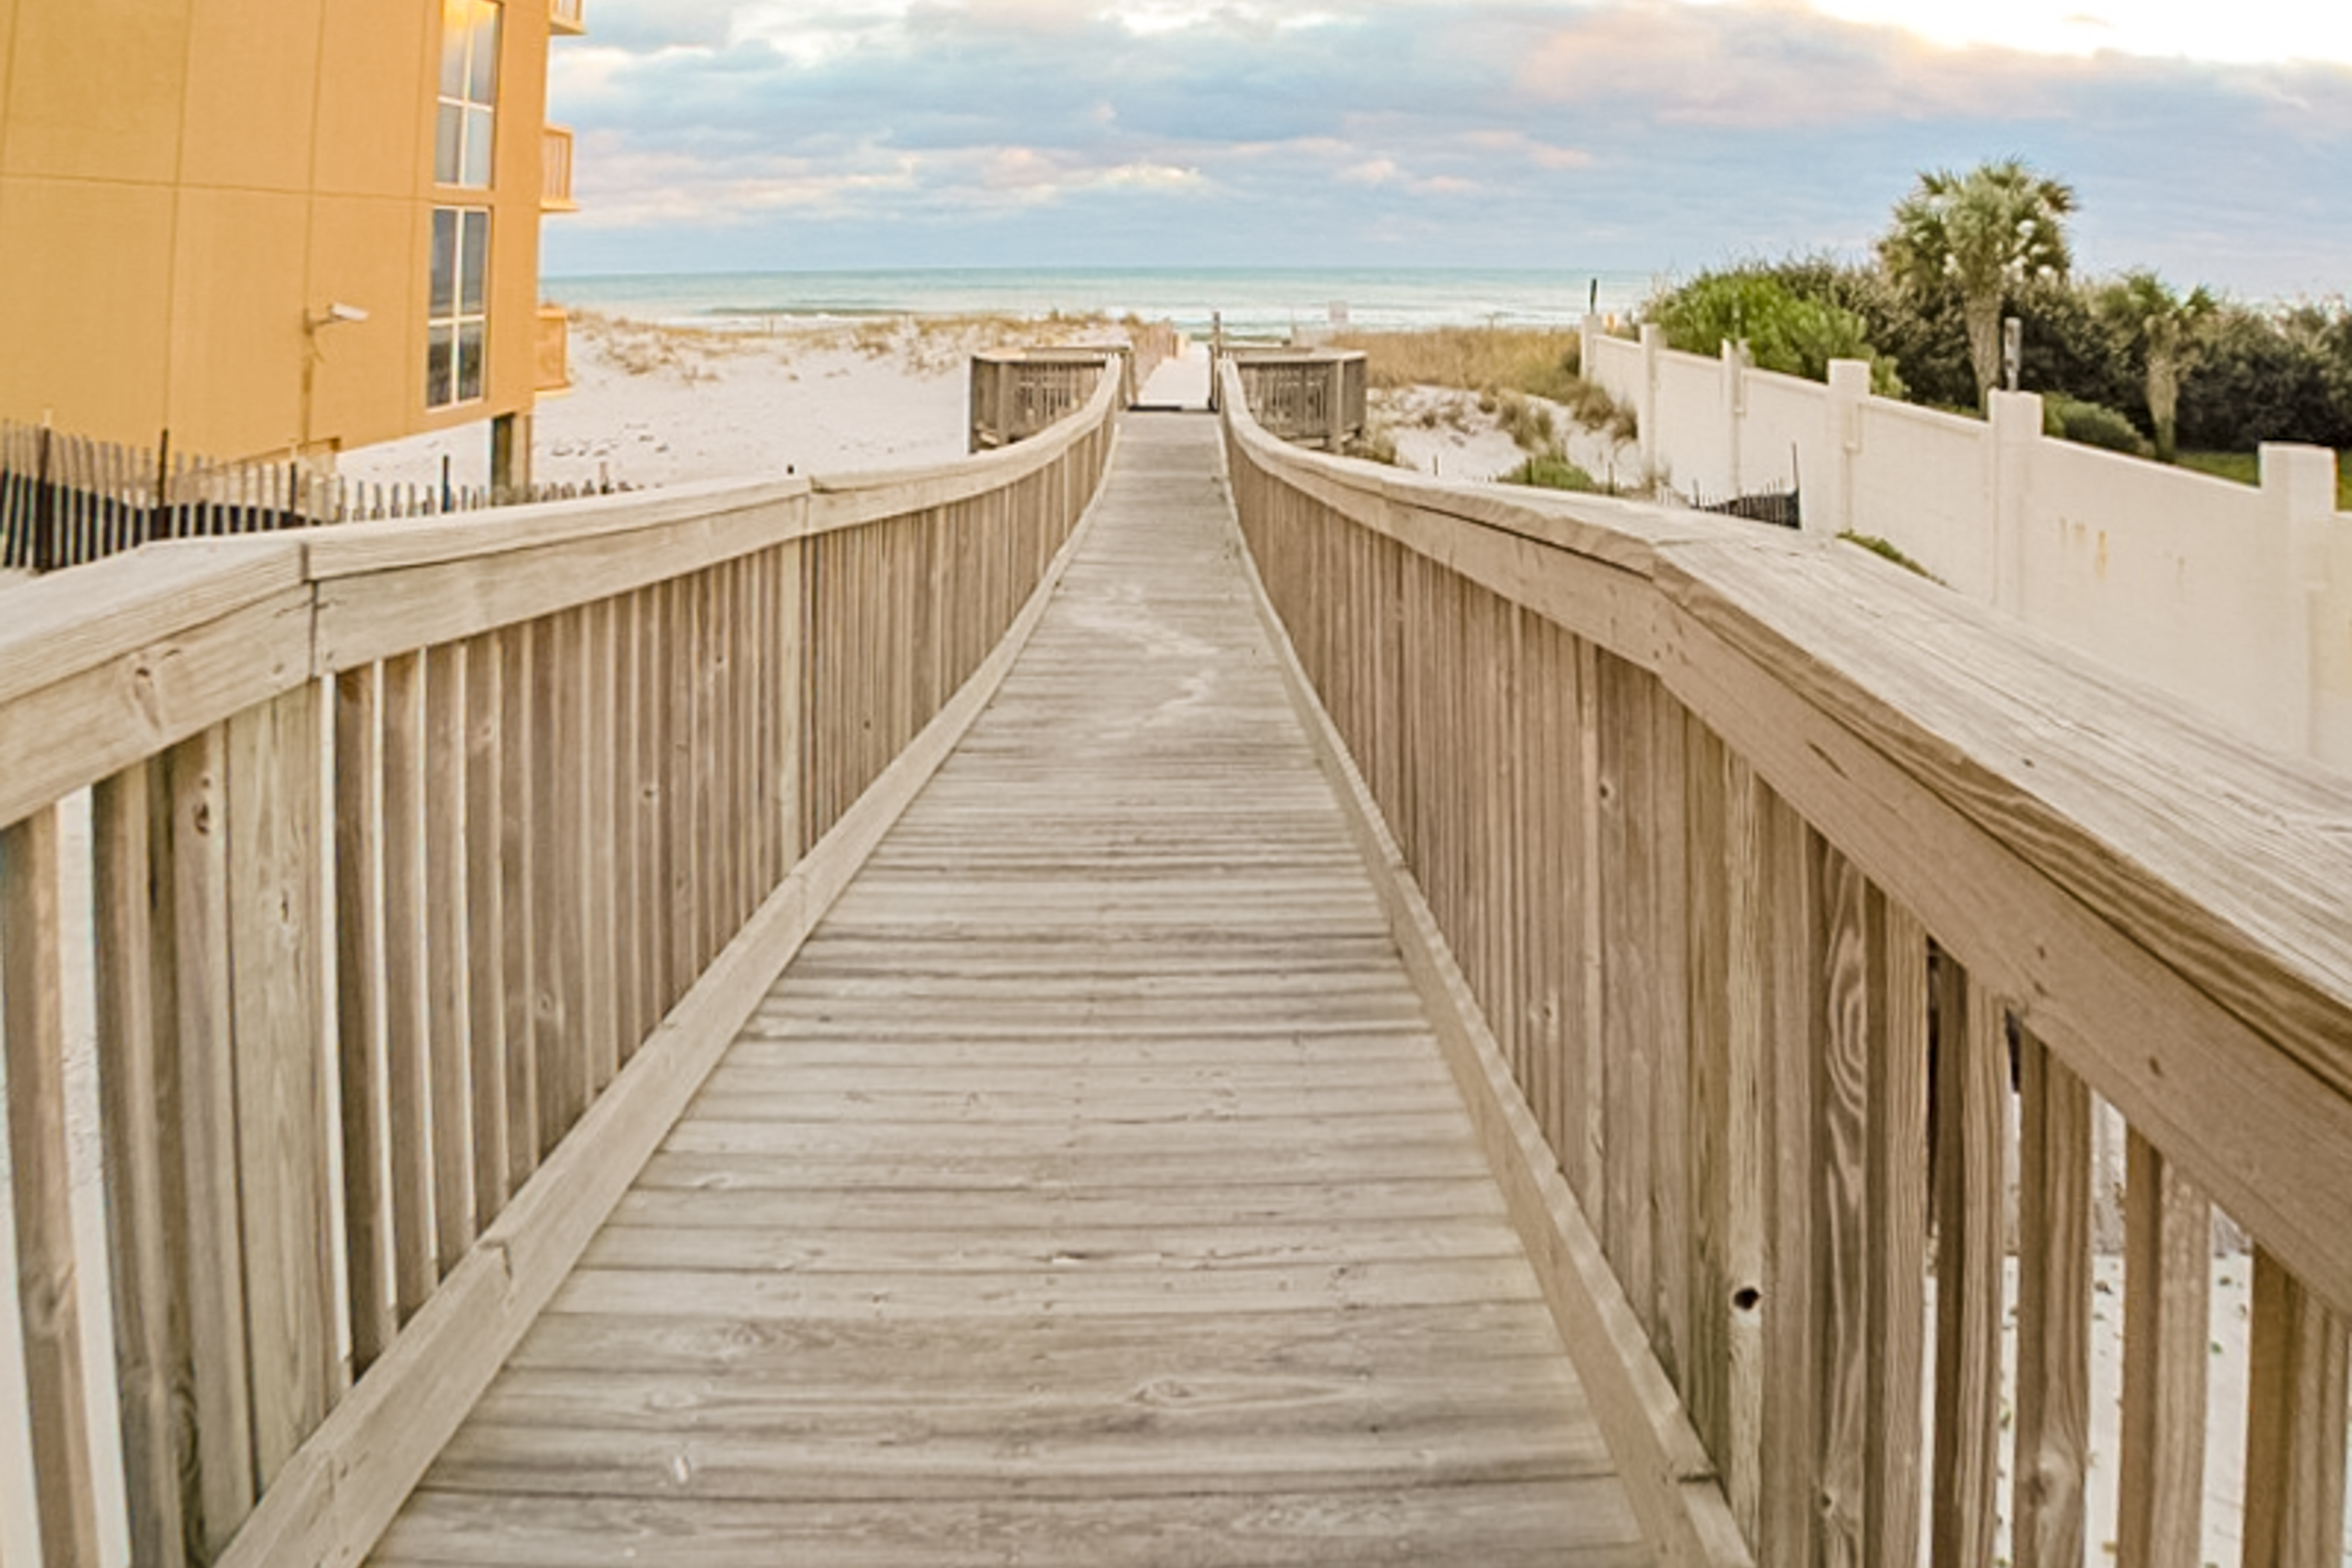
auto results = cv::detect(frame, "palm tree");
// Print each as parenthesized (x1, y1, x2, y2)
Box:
(2095, 270, 2216, 461)
(1879, 160, 2077, 407)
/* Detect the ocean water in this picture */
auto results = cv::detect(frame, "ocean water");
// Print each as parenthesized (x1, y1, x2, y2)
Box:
(540, 266, 1659, 339)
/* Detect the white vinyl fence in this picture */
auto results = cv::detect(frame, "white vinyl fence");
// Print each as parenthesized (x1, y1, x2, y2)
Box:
(1586, 321, 2352, 769)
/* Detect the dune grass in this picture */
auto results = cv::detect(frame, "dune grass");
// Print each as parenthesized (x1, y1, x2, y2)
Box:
(1333, 326, 1636, 445)
(567, 307, 1147, 381)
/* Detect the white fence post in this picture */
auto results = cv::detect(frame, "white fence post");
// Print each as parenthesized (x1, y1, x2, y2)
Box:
(1821, 360, 1871, 540)
(1638, 324, 1663, 486)
(1988, 391, 2042, 617)
(1721, 340, 1745, 498)
(2263, 444, 2339, 758)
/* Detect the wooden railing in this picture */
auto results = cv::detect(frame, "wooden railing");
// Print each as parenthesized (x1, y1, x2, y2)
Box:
(1223, 363, 2352, 1568)
(1225, 348, 1366, 449)
(541, 125, 576, 212)
(547, 0, 585, 35)
(0, 372, 1117, 1568)
(968, 351, 1115, 451)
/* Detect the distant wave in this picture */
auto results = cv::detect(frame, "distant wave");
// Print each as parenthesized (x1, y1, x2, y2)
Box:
(541, 265, 1659, 338)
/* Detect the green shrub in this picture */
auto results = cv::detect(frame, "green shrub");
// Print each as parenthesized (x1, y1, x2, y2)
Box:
(1649, 266, 1902, 393)
(1499, 455, 1602, 493)
(2043, 394, 2152, 456)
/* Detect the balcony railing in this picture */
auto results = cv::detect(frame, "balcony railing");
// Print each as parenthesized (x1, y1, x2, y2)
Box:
(535, 305, 570, 394)
(549, 0, 585, 36)
(541, 125, 576, 212)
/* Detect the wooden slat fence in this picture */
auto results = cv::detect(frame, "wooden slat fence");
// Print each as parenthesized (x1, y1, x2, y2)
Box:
(0, 420, 629, 575)
(968, 354, 1114, 451)
(1223, 361, 2352, 1568)
(1226, 350, 1367, 450)
(0, 372, 1116, 1568)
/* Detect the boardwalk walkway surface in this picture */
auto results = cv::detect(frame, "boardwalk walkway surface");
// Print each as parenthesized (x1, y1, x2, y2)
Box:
(372, 414, 1650, 1566)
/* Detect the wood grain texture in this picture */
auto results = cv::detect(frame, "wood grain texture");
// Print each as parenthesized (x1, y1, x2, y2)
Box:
(166, 726, 259, 1555)
(2242, 1248, 2350, 1568)
(1929, 959, 2008, 1568)
(227, 685, 338, 1486)
(377, 415, 1646, 1568)
(2117, 1132, 2212, 1568)
(2012, 1033, 2092, 1568)
(2, 807, 102, 1568)
(93, 765, 195, 1568)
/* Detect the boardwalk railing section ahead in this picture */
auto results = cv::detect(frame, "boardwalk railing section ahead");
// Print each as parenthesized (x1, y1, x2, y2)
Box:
(1224, 362, 2352, 1568)
(0, 420, 627, 575)
(0, 371, 1117, 1568)
(966, 326, 1179, 450)
(1223, 348, 1367, 449)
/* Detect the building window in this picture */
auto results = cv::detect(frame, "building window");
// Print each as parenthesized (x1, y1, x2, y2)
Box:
(436, 0, 501, 187)
(427, 208, 490, 408)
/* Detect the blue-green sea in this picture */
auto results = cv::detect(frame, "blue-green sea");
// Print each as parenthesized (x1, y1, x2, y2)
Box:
(540, 266, 1659, 339)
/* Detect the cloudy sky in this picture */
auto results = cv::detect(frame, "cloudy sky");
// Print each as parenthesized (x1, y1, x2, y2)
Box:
(544, 0, 2352, 299)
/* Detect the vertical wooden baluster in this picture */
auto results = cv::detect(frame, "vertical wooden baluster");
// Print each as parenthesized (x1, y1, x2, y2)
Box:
(611, 593, 643, 1061)
(166, 727, 256, 1555)
(2240, 1249, 2350, 1568)
(500, 623, 539, 1192)
(380, 653, 433, 1324)
(1572, 636, 1606, 1211)
(93, 764, 194, 1568)
(226, 684, 334, 1486)
(424, 644, 474, 1268)
(778, 543, 806, 872)
(2118, 1131, 2212, 1568)
(463, 632, 509, 1227)
(1650, 673, 1692, 1383)
(1931, 959, 2010, 1568)
(1759, 798, 1820, 1568)
(332, 667, 391, 1371)
(1866, 891, 1929, 1568)
(533, 611, 581, 1151)
(1598, 650, 1656, 1319)
(582, 599, 617, 1095)
(2014, 1031, 2093, 1568)
(635, 585, 668, 1034)
(667, 578, 696, 1000)
(3, 805, 102, 1568)
(1814, 845, 1872, 1568)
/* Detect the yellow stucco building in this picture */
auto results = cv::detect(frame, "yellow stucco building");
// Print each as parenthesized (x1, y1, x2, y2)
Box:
(0, 0, 581, 473)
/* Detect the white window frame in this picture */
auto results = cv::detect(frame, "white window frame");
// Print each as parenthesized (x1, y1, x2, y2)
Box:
(435, 0, 502, 188)
(427, 207, 491, 410)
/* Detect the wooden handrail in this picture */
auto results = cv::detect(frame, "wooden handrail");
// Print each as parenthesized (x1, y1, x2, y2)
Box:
(1223, 361, 2352, 1568)
(0, 371, 1119, 1568)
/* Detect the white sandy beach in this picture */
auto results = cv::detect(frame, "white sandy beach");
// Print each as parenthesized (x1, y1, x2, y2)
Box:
(340, 311, 1179, 493)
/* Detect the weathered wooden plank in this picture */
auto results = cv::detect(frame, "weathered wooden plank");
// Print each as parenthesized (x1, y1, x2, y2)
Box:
(1865, 892, 1928, 1568)
(425, 643, 475, 1267)
(381, 652, 435, 1323)
(376, 1481, 1648, 1568)
(226, 684, 338, 1485)
(332, 666, 393, 1370)
(0, 584, 313, 831)
(166, 726, 258, 1554)
(500, 623, 540, 1192)
(2117, 1132, 2212, 1568)
(2241, 1248, 2350, 1568)
(2012, 1031, 2092, 1568)
(1812, 843, 1871, 1568)
(2, 807, 103, 1568)
(1929, 959, 2008, 1568)
(463, 631, 511, 1225)
(1759, 798, 1820, 1568)
(92, 765, 195, 1568)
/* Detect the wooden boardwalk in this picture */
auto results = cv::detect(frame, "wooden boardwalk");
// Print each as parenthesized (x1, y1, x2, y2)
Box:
(371, 414, 1649, 1566)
